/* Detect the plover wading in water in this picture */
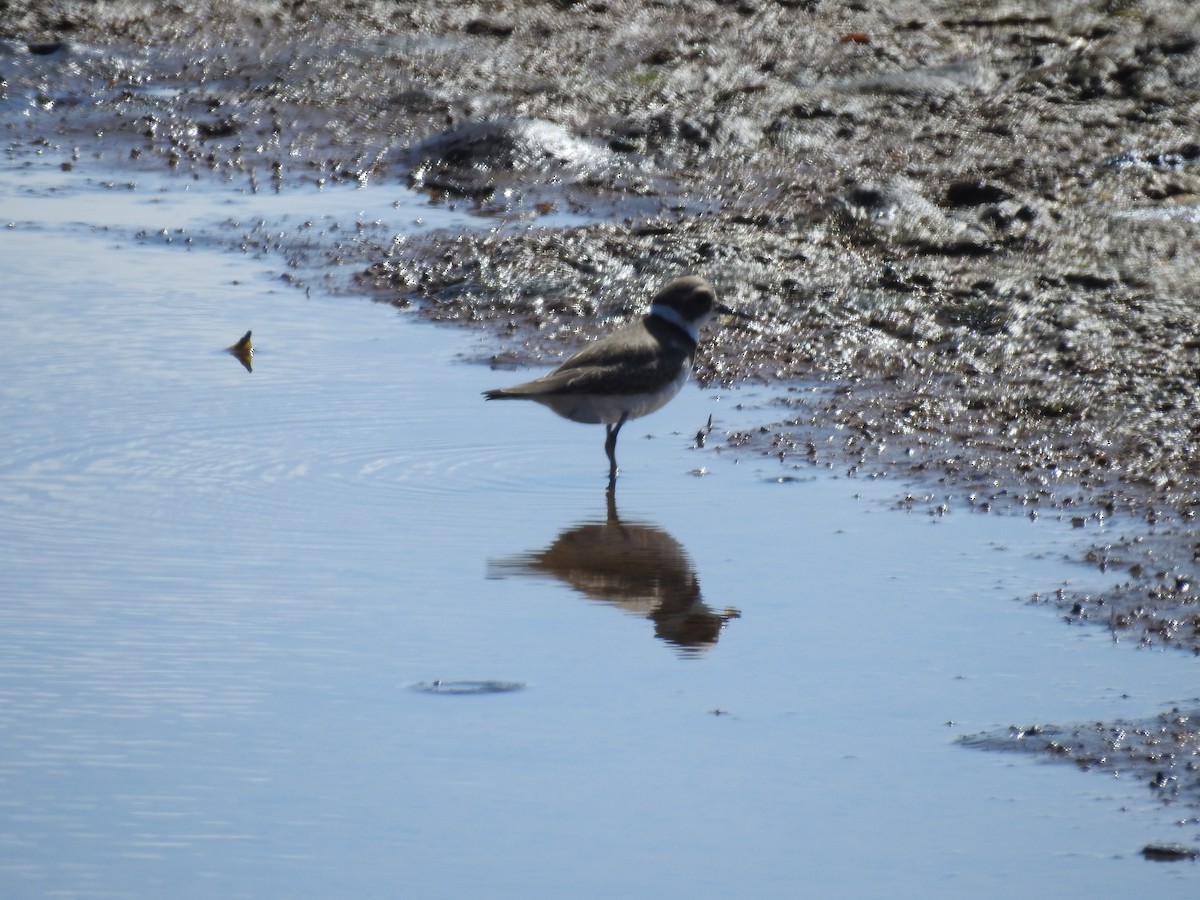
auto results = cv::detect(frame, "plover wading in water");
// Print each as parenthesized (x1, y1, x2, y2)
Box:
(484, 276, 729, 481)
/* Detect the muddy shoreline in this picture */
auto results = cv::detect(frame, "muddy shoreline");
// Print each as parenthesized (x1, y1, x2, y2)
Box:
(4, 0, 1200, 828)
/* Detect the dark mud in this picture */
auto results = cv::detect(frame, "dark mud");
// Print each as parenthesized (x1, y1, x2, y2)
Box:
(962, 705, 1200, 860)
(5, 0, 1200, 815)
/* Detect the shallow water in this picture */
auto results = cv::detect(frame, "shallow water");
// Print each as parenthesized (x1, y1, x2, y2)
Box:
(2, 161, 1198, 898)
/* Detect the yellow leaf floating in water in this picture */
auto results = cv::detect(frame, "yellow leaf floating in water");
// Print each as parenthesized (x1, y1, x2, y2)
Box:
(227, 330, 253, 373)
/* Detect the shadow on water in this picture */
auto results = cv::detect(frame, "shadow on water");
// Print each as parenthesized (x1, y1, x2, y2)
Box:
(410, 679, 526, 695)
(488, 486, 740, 655)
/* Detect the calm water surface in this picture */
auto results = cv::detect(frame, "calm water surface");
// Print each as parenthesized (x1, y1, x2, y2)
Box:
(1, 162, 1197, 897)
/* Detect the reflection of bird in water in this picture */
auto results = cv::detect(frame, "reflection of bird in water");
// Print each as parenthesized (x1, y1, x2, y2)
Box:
(489, 489, 739, 653)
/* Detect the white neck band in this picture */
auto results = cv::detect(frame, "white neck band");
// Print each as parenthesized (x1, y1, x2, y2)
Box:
(650, 303, 702, 344)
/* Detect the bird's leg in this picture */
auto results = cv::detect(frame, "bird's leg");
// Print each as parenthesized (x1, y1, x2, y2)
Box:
(605, 414, 627, 482)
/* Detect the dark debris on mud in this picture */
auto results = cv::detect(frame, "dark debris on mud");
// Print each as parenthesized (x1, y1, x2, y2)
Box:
(962, 705, 1200, 856)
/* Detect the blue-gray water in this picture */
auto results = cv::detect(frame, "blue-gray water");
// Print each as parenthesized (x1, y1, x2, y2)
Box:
(1, 161, 1197, 897)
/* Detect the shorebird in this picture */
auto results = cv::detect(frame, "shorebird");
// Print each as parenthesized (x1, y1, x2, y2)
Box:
(484, 276, 728, 480)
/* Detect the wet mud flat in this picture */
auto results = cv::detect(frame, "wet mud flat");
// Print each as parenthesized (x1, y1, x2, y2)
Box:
(5, 0, 1200, 847)
(962, 704, 1200, 863)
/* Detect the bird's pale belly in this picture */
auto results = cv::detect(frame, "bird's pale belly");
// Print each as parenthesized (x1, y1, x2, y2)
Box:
(538, 368, 692, 425)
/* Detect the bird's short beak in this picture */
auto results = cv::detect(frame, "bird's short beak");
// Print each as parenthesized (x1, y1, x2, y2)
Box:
(715, 302, 751, 324)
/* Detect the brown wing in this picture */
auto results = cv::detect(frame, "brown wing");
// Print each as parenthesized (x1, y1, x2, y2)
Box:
(489, 318, 693, 399)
